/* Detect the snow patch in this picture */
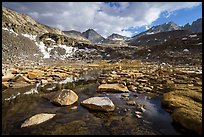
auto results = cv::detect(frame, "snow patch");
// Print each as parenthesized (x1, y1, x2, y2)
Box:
(2, 27, 18, 36)
(35, 42, 50, 58)
(58, 44, 77, 57)
(189, 34, 197, 38)
(21, 33, 37, 41)
(146, 32, 155, 35)
(112, 38, 124, 41)
(45, 38, 55, 42)
(182, 38, 187, 40)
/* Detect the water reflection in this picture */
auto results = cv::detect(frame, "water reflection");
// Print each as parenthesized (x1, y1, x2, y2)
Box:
(2, 75, 180, 135)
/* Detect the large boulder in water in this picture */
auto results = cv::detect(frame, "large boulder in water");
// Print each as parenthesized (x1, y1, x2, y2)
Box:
(97, 84, 129, 93)
(43, 89, 78, 106)
(80, 96, 115, 111)
(21, 113, 56, 128)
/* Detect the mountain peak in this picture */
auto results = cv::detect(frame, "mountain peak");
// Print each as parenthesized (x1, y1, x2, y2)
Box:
(107, 33, 128, 40)
(82, 29, 105, 43)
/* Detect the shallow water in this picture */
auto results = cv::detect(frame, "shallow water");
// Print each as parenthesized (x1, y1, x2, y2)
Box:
(2, 71, 182, 135)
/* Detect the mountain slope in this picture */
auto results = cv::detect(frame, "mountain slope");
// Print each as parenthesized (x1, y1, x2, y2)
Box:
(102, 33, 129, 46)
(128, 30, 192, 46)
(63, 30, 91, 43)
(82, 29, 105, 43)
(106, 33, 128, 41)
(2, 7, 99, 65)
(2, 6, 63, 35)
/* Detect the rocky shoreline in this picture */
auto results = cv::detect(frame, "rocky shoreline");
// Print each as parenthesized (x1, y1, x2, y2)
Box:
(2, 59, 202, 135)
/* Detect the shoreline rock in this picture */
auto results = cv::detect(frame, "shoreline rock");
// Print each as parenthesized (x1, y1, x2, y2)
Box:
(97, 84, 129, 93)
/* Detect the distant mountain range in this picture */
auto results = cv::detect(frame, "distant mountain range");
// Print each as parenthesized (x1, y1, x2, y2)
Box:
(62, 18, 202, 45)
(132, 19, 202, 39)
(2, 6, 202, 46)
(182, 18, 202, 33)
(128, 18, 202, 46)
(133, 22, 181, 39)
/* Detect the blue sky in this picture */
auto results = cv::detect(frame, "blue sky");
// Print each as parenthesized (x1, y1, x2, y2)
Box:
(2, 2, 202, 37)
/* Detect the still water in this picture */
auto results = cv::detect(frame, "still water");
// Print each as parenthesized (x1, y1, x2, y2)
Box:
(2, 73, 181, 135)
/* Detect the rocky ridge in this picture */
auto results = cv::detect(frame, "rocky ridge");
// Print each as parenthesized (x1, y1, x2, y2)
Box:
(182, 18, 202, 33)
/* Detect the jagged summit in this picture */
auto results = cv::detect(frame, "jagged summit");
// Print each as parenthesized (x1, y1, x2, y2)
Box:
(182, 18, 202, 33)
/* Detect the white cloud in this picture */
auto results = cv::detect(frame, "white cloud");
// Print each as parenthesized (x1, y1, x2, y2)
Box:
(2, 2, 201, 37)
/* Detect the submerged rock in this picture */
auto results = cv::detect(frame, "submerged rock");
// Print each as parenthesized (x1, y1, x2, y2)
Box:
(80, 96, 115, 111)
(127, 100, 136, 106)
(21, 113, 56, 128)
(97, 84, 129, 93)
(43, 89, 78, 106)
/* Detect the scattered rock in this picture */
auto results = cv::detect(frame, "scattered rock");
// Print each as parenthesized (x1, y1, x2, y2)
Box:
(97, 84, 129, 93)
(127, 100, 136, 106)
(121, 93, 130, 98)
(194, 81, 202, 86)
(2, 72, 14, 82)
(8, 68, 19, 74)
(12, 74, 32, 83)
(135, 111, 142, 115)
(136, 114, 142, 119)
(27, 70, 44, 79)
(21, 113, 56, 128)
(128, 85, 137, 92)
(2, 82, 9, 89)
(80, 96, 115, 112)
(41, 79, 48, 85)
(142, 86, 152, 92)
(136, 104, 146, 112)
